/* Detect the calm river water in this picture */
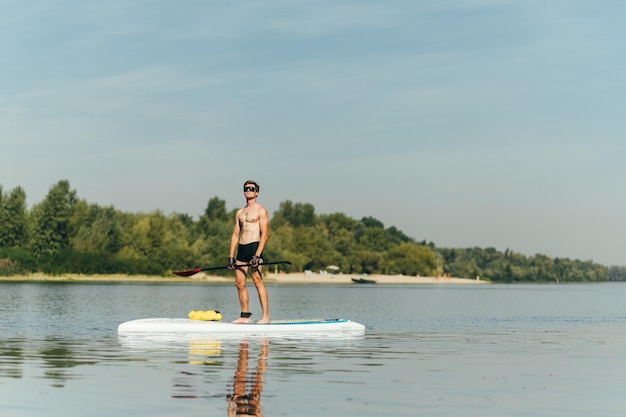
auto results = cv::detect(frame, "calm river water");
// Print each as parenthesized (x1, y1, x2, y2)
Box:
(1, 281, 626, 416)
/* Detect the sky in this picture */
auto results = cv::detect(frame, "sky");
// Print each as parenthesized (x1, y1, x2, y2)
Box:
(1, 0, 625, 265)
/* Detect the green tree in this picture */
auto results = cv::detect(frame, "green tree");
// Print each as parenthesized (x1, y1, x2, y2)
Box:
(273, 200, 315, 227)
(192, 197, 233, 270)
(319, 213, 357, 257)
(349, 249, 383, 274)
(71, 204, 124, 254)
(385, 243, 438, 276)
(198, 218, 232, 269)
(293, 225, 336, 271)
(0, 185, 5, 242)
(320, 212, 358, 231)
(0, 186, 28, 248)
(29, 180, 78, 255)
(263, 224, 305, 271)
(360, 216, 384, 229)
(359, 227, 391, 252)
(385, 226, 413, 245)
(204, 197, 229, 222)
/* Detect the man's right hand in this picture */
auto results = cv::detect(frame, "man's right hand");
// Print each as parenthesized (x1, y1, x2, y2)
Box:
(227, 257, 236, 270)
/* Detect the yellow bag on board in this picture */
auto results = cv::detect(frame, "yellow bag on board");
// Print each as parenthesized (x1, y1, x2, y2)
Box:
(188, 310, 223, 321)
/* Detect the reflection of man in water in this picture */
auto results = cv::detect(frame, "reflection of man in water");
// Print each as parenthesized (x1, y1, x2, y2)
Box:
(226, 340, 268, 417)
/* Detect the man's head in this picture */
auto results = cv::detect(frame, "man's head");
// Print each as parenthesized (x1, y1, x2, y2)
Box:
(243, 180, 259, 194)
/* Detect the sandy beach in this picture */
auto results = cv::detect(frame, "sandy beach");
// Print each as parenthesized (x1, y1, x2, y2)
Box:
(0, 271, 487, 284)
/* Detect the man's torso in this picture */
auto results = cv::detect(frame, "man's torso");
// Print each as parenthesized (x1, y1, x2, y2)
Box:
(238, 204, 263, 245)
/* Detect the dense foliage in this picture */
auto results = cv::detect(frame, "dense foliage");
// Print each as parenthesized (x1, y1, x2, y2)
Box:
(0, 180, 623, 282)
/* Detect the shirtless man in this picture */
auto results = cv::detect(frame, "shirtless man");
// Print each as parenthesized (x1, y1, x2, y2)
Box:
(228, 180, 270, 324)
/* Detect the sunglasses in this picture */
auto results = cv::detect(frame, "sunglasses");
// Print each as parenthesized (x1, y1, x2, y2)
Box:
(243, 186, 257, 192)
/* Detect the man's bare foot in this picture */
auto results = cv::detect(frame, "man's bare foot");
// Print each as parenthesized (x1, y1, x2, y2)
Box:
(256, 318, 270, 324)
(232, 317, 253, 324)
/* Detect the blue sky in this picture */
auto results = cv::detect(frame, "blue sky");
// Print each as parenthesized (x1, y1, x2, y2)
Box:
(1, 1, 625, 265)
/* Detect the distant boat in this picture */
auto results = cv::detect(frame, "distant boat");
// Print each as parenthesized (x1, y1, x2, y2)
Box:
(351, 277, 377, 284)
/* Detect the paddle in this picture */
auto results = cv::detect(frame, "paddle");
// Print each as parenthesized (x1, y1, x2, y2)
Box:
(173, 260, 292, 277)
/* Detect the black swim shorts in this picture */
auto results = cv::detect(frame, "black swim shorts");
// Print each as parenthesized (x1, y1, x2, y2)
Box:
(236, 242, 262, 262)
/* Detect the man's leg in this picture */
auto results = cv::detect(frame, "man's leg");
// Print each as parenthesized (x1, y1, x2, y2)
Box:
(232, 267, 252, 323)
(250, 266, 269, 324)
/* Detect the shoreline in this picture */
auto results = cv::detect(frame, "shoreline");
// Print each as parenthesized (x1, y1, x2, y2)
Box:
(264, 272, 486, 285)
(0, 272, 487, 285)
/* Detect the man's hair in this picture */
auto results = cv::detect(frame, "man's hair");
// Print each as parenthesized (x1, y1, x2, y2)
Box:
(243, 180, 259, 192)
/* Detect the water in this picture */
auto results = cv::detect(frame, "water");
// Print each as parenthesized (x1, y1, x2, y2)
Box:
(1, 281, 626, 416)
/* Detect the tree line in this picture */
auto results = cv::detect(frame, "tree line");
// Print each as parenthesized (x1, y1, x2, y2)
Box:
(1, 180, 624, 282)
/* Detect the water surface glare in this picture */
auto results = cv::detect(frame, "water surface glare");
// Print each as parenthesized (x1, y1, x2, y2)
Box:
(1, 282, 626, 416)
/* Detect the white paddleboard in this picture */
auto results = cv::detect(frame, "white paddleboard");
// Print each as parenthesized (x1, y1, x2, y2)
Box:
(117, 318, 365, 336)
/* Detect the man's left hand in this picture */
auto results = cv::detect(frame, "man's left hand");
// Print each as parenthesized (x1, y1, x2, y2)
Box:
(250, 255, 261, 267)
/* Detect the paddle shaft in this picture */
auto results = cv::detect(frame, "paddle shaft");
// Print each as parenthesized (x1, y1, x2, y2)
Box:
(173, 260, 291, 277)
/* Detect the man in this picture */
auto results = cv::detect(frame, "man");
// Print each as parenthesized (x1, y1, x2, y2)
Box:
(228, 180, 270, 324)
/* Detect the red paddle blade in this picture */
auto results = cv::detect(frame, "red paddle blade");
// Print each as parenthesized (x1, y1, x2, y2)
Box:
(172, 268, 202, 277)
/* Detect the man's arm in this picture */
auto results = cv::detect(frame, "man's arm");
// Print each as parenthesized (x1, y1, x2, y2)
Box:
(229, 211, 242, 258)
(255, 207, 269, 257)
